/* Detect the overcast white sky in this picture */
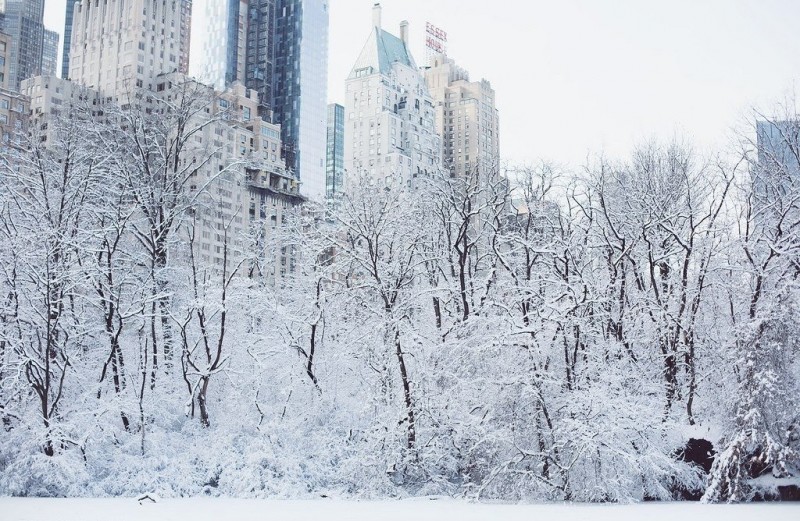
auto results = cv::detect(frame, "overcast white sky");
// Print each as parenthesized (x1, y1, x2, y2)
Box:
(43, 0, 800, 166)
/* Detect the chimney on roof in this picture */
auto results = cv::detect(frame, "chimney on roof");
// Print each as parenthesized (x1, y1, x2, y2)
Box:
(372, 3, 382, 29)
(400, 20, 409, 45)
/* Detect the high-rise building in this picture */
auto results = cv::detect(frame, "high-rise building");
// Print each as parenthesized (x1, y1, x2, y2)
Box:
(60, 0, 78, 79)
(326, 103, 344, 198)
(244, 0, 275, 118)
(0, 31, 10, 88)
(0, 0, 49, 91)
(0, 29, 25, 142)
(269, 0, 329, 200)
(23, 0, 303, 280)
(0, 86, 27, 142)
(190, 0, 329, 201)
(41, 28, 57, 76)
(69, 0, 192, 93)
(754, 119, 800, 229)
(189, 0, 247, 90)
(424, 54, 499, 179)
(344, 4, 442, 188)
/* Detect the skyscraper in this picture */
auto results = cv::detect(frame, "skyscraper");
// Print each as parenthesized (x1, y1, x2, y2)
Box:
(41, 27, 57, 76)
(269, 0, 329, 200)
(23, 0, 303, 280)
(244, 0, 275, 118)
(0, 28, 29, 142)
(69, 0, 192, 93)
(189, 0, 247, 90)
(61, 0, 78, 79)
(344, 4, 442, 187)
(0, 30, 10, 88)
(0, 0, 49, 91)
(424, 54, 500, 178)
(753, 119, 800, 230)
(326, 103, 344, 198)
(190, 0, 329, 201)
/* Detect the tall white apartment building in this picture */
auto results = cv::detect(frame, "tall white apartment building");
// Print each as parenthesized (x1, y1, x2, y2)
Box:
(68, 0, 192, 94)
(344, 4, 442, 188)
(424, 54, 500, 178)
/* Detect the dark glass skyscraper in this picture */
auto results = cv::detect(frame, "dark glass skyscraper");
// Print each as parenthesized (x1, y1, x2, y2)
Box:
(245, 0, 276, 118)
(224, 0, 242, 86)
(61, 0, 78, 79)
(326, 103, 344, 198)
(191, 0, 329, 199)
(0, 0, 47, 90)
(267, 0, 329, 200)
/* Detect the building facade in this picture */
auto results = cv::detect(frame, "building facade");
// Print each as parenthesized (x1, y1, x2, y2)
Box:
(21, 0, 302, 281)
(0, 0, 48, 91)
(189, 0, 247, 91)
(757, 120, 800, 178)
(61, 0, 79, 79)
(753, 119, 800, 231)
(69, 0, 192, 94)
(344, 4, 442, 188)
(22, 70, 301, 278)
(325, 102, 344, 198)
(41, 27, 57, 76)
(244, 0, 276, 119)
(0, 31, 10, 88)
(424, 54, 499, 179)
(189, 0, 329, 201)
(269, 0, 329, 200)
(0, 84, 27, 142)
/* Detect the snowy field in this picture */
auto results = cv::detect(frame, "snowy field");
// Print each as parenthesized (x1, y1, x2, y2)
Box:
(0, 498, 798, 521)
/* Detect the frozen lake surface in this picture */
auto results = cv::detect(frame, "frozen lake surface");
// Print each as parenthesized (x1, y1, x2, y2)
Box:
(0, 498, 798, 521)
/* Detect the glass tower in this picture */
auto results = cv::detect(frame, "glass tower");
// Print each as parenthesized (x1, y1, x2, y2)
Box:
(245, 0, 276, 119)
(326, 103, 344, 199)
(0, 0, 46, 91)
(61, 0, 78, 79)
(270, 0, 329, 200)
(41, 27, 57, 77)
(189, 0, 243, 90)
(191, 0, 329, 200)
(757, 120, 800, 178)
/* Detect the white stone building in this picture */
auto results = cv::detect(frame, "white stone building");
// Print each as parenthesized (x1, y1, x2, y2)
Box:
(424, 54, 500, 179)
(68, 0, 192, 95)
(344, 4, 442, 189)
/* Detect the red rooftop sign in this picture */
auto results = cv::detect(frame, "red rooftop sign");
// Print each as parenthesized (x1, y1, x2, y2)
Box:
(425, 22, 447, 55)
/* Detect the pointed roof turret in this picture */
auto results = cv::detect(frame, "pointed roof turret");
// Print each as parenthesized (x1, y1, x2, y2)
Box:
(348, 12, 417, 79)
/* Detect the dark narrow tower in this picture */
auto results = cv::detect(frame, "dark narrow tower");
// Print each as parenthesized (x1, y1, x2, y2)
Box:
(245, 0, 276, 119)
(267, 0, 329, 199)
(326, 103, 344, 199)
(61, 0, 78, 79)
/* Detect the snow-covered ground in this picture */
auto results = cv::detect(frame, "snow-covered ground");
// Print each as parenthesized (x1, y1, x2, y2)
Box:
(0, 498, 797, 521)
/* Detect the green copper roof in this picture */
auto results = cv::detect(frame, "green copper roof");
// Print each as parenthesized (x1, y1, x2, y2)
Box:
(348, 28, 417, 79)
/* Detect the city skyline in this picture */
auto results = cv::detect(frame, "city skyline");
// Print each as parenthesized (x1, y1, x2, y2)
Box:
(3, 0, 800, 510)
(38, 0, 800, 167)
